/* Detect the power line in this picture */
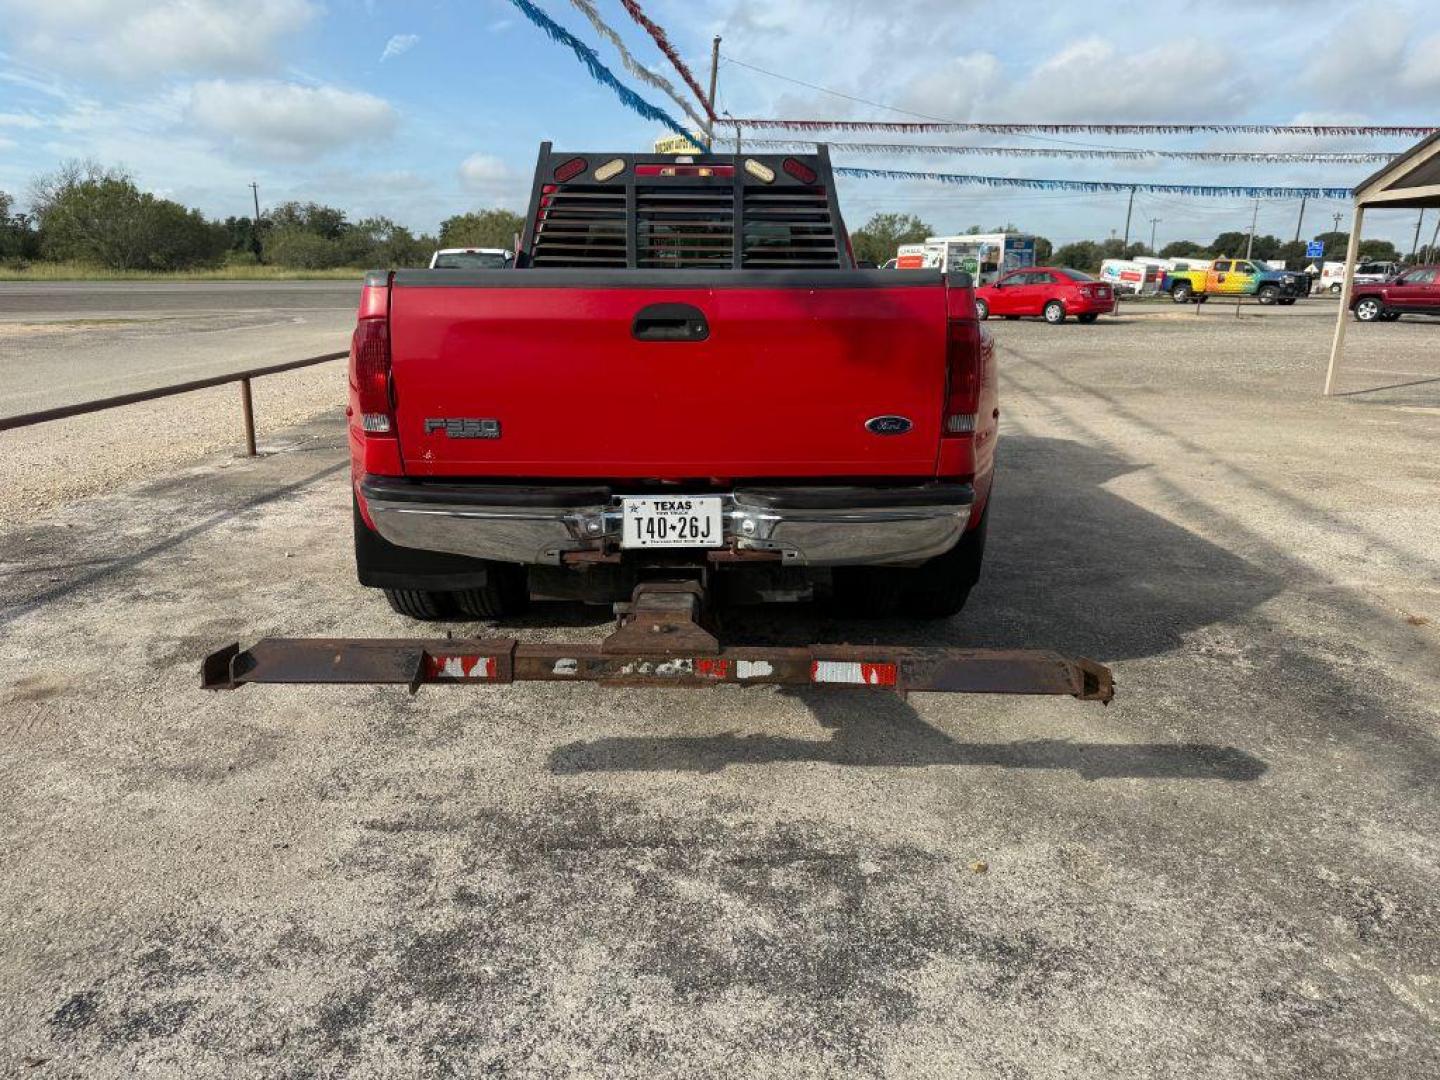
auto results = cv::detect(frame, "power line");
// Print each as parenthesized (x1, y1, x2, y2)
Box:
(718, 53, 1139, 152)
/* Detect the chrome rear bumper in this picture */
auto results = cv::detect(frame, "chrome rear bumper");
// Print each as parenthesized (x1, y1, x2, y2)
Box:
(360, 479, 973, 567)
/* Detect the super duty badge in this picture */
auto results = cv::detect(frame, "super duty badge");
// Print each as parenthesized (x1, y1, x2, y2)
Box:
(424, 418, 501, 439)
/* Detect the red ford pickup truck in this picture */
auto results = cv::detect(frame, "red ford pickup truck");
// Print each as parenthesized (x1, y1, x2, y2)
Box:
(348, 145, 997, 621)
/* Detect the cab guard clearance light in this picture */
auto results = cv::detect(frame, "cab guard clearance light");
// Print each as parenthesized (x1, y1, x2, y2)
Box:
(744, 159, 776, 183)
(593, 158, 626, 181)
(553, 156, 588, 182)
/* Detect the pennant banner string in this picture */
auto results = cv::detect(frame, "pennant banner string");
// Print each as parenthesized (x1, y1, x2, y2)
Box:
(569, 0, 709, 132)
(725, 118, 1435, 139)
(832, 166, 1356, 200)
(508, 0, 703, 148)
(722, 138, 1398, 165)
(618, 0, 715, 119)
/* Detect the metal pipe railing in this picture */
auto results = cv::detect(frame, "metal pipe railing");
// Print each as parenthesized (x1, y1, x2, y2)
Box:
(0, 350, 347, 455)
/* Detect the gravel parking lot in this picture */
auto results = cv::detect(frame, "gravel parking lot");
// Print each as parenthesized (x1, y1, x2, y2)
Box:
(1, 300, 1437, 1078)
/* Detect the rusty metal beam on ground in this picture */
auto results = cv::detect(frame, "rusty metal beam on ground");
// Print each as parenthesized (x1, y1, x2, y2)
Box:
(200, 637, 1114, 702)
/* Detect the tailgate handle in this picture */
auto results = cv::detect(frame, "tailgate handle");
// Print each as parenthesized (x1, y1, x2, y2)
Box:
(632, 303, 709, 342)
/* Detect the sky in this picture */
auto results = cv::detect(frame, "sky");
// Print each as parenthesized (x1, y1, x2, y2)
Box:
(1, 0, 1438, 252)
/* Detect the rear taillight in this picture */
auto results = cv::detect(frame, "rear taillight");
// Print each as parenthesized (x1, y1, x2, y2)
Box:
(943, 319, 981, 437)
(350, 279, 393, 435)
(352, 319, 393, 433)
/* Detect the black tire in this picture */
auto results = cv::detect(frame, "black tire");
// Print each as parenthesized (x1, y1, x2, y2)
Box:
(1043, 300, 1066, 324)
(1257, 285, 1280, 305)
(1329, 283, 1342, 294)
(974, 297, 989, 320)
(384, 588, 452, 620)
(454, 563, 530, 618)
(1077, 313, 1099, 324)
(1171, 282, 1193, 303)
(1353, 297, 1384, 322)
(900, 506, 988, 619)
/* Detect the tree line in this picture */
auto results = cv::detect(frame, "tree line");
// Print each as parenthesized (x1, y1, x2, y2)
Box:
(849, 212, 1405, 273)
(0, 161, 525, 272)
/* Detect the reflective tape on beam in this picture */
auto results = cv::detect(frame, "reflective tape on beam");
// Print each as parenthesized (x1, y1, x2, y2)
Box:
(810, 660, 898, 686)
(425, 654, 497, 680)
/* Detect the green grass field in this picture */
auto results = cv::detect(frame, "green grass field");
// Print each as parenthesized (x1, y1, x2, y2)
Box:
(0, 262, 366, 282)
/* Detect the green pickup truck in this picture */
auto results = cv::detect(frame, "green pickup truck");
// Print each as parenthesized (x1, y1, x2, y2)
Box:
(1164, 258, 1309, 305)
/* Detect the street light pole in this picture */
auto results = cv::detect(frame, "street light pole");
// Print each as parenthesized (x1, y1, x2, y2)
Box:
(1149, 217, 1161, 254)
(1410, 210, 1426, 262)
(1121, 186, 1136, 249)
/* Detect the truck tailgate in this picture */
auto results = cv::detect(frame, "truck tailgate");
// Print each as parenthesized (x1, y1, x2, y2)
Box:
(388, 274, 949, 479)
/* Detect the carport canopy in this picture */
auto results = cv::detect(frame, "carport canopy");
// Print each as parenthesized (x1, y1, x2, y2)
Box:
(1324, 130, 1440, 394)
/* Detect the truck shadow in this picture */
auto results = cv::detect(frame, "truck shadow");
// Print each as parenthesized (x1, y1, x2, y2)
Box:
(547, 434, 1274, 780)
(716, 434, 1283, 665)
(548, 688, 1266, 781)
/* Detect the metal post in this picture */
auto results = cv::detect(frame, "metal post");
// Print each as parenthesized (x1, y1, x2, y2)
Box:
(239, 377, 257, 456)
(1411, 210, 1426, 262)
(1121, 186, 1135, 248)
(1324, 203, 1365, 396)
(1292, 195, 1307, 243)
(1149, 217, 1160, 254)
(1236, 198, 1261, 319)
(1427, 215, 1440, 264)
(248, 181, 264, 262)
(705, 36, 721, 144)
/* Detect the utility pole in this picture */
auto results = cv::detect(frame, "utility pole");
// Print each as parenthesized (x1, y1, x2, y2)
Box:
(1239, 198, 1259, 318)
(1427, 215, 1440, 264)
(1410, 210, 1426, 262)
(705, 36, 721, 145)
(1292, 195, 1307, 243)
(1121, 186, 1136, 249)
(248, 181, 263, 263)
(1148, 217, 1161, 254)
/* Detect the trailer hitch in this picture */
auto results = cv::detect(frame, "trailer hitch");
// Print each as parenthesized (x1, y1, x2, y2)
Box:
(201, 583, 1114, 702)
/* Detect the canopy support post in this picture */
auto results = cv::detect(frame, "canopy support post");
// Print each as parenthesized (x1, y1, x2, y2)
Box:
(1323, 203, 1366, 397)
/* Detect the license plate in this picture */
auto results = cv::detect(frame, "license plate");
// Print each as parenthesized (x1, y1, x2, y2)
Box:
(621, 496, 724, 548)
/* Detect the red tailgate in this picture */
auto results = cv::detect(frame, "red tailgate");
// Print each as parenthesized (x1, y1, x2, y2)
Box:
(388, 282, 948, 479)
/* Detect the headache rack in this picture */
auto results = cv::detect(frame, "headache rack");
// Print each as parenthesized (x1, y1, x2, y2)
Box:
(520, 143, 850, 271)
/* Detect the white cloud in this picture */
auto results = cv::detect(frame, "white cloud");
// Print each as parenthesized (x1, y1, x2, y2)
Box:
(187, 80, 398, 160)
(380, 33, 420, 63)
(458, 154, 513, 185)
(0, 0, 318, 80)
(1398, 32, 1440, 94)
(458, 153, 524, 205)
(1003, 38, 1242, 122)
(0, 112, 45, 129)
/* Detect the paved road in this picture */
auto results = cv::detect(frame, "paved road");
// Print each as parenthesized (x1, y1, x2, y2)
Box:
(0, 281, 358, 417)
(1, 313, 1436, 1077)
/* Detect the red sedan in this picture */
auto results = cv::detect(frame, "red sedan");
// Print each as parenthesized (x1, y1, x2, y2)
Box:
(973, 267, 1116, 324)
(1351, 265, 1440, 321)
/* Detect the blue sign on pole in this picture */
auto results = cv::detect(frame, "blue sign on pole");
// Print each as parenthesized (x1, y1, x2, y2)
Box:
(1306, 241, 1325, 258)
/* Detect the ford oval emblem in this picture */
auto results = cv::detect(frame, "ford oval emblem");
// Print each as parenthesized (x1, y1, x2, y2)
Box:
(865, 415, 913, 436)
